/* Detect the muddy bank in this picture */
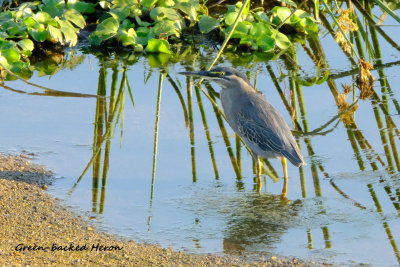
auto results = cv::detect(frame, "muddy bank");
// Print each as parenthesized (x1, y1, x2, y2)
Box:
(0, 153, 325, 266)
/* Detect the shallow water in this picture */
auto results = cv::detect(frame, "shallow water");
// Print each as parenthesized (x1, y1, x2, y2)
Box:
(1, 22, 400, 266)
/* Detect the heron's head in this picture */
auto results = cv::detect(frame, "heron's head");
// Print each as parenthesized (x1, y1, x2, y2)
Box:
(178, 66, 252, 89)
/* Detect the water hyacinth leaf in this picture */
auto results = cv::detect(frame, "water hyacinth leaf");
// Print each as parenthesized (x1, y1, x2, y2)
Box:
(0, 48, 20, 63)
(95, 17, 119, 36)
(17, 39, 34, 54)
(64, 9, 86, 29)
(7, 24, 28, 38)
(257, 35, 274, 52)
(110, 7, 130, 21)
(135, 15, 151, 27)
(0, 32, 8, 39)
(254, 11, 269, 22)
(136, 26, 155, 45)
(42, 0, 65, 17)
(66, 0, 95, 14)
(119, 28, 137, 46)
(198, 15, 220, 33)
(146, 38, 171, 54)
(271, 6, 292, 25)
(35, 11, 52, 24)
(48, 25, 64, 43)
(225, 11, 239, 26)
(0, 11, 13, 21)
(0, 40, 16, 50)
(28, 27, 49, 42)
(294, 9, 312, 20)
(230, 21, 251, 38)
(153, 20, 181, 38)
(305, 17, 318, 33)
(273, 31, 291, 49)
(239, 35, 256, 49)
(174, 0, 199, 22)
(23, 17, 37, 28)
(150, 7, 182, 21)
(277, 0, 297, 7)
(249, 22, 271, 36)
(58, 20, 78, 46)
(141, 0, 158, 11)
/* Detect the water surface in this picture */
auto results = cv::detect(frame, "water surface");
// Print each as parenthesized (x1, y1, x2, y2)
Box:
(1, 26, 400, 266)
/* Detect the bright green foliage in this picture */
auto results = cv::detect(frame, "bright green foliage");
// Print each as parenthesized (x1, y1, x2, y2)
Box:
(0, 0, 90, 78)
(198, 15, 220, 33)
(0, 0, 320, 78)
(146, 38, 171, 54)
(270, 7, 318, 34)
(89, 0, 198, 49)
(0, 39, 32, 79)
(213, 2, 317, 52)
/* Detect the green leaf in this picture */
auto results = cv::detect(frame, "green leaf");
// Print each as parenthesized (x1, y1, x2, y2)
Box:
(23, 17, 37, 28)
(136, 27, 155, 45)
(256, 35, 274, 52)
(153, 20, 181, 38)
(254, 11, 269, 22)
(273, 31, 291, 50)
(58, 19, 78, 46)
(35, 11, 52, 24)
(276, 0, 297, 7)
(230, 21, 251, 38)
(271, 6, 292, 26)
(63, 9, 86, 29)
(150, 7, 182, 21)
(48, 25, 64, 43)
(17, 39, 34, 53)
(95, 17, 120, 36)
(42, 0, 65, 17)
(174, 0, 199, 22)
(249, 22, 271, 37)
(146, 38, 171, 54)
(198, 15, 220, 34)
(135, 15, 151, 27)
(28, 28, 49, 42)
(67, 0, 95, 14)
(225, 11, 239, 26)
(118, 28, 137, 46)
(141, 0, 158, 11)
(0, 48, 20, 63)
(239, 35, 256, 48)
(109, 7, 130, 21)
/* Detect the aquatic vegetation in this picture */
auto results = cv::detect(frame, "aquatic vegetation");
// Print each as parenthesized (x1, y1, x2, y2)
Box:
(0, 0, 321, 79)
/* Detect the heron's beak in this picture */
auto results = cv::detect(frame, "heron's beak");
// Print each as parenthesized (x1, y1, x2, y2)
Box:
(178, 71, 220, 79)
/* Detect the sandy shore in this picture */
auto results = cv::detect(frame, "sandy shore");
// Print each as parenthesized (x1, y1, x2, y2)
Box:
(0, 153, 325, 266)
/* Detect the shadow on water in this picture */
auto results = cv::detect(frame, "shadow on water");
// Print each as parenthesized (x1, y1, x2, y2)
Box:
(1, 2, 400, 265)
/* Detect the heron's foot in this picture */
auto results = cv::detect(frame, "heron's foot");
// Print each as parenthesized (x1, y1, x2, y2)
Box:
(281, 184, 287, 197)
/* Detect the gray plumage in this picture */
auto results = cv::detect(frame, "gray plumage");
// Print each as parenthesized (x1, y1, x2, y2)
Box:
(179, 66, 305, 167)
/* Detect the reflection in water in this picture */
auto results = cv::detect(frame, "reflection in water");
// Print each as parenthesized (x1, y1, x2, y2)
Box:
(222, 194, 301, 255)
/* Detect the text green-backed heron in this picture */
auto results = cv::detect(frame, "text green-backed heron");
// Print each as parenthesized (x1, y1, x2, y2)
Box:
(179, 67, 305, 196)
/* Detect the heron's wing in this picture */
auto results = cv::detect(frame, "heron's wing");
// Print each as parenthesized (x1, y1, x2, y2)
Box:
(236, 105, 285, 154)
(234, 93, 300, 163)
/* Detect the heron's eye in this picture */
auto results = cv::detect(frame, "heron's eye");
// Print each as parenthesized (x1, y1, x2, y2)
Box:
(219, 72, 225, 77)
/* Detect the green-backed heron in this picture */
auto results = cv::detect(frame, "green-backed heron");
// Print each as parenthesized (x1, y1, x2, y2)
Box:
(179, 67, 305, 196)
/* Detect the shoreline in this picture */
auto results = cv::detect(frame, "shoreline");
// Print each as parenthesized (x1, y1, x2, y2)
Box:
(0, 153, 324, 266)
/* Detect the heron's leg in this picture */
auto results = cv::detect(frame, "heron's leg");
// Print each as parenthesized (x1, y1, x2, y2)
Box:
(257, 157, 262, 191)
(281, 157, 288, 196)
